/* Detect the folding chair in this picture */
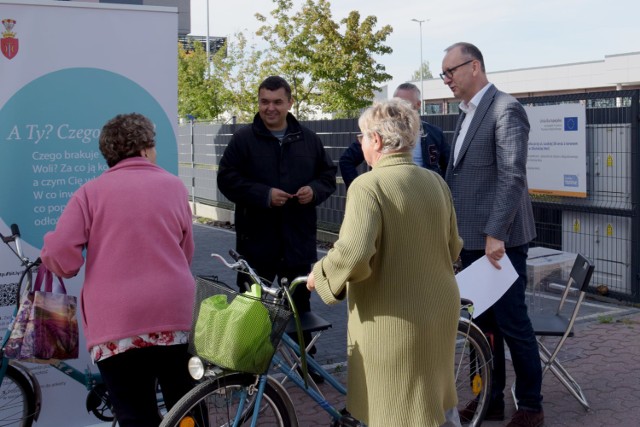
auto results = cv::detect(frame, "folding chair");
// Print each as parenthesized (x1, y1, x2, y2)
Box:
(527, 253, 595, 410)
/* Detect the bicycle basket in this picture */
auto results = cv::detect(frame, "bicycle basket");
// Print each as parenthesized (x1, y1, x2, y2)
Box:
(189, 276, 292, 374)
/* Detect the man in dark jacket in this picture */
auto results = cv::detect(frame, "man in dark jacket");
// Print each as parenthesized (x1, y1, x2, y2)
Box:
(217, 75, 337, 335)
(339, 82, 449, 189)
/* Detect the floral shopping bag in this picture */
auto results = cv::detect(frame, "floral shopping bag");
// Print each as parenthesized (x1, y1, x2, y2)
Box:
(5, 264, 79, 361)
(4, 294, 34, 359)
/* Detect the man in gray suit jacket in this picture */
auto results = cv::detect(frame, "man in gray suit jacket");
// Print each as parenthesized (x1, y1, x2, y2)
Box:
(442, 42, 544, 427)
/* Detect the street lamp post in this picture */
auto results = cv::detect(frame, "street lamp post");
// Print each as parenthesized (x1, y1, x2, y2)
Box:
(205, 0, 210, 65)
(411, 18, 428, 116)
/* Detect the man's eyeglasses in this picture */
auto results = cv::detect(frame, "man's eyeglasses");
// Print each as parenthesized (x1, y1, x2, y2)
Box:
(439, 59, 474, 80)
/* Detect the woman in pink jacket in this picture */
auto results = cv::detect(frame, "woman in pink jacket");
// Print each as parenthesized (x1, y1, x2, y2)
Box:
(41, 113, 195, 427)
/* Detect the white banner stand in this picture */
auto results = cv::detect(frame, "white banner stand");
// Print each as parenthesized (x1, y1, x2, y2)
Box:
(0, 1, 178, 425)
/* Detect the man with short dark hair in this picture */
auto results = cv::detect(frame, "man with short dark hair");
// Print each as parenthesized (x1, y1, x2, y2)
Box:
(339, 82, 449, 189)
(442, 42, 543, 427)
(217, 76, 337, 364)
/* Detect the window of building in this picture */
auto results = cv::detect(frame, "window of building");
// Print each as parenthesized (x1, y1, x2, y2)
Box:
(447, 101, 461, 114)
(586, 97, 632, 108)
(424, 102, 442, 115)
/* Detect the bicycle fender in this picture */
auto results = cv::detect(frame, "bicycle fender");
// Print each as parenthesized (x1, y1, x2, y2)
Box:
(9, 360, 43, 421)
(459, 317, 494, 370)
(266, 375, 299, 427)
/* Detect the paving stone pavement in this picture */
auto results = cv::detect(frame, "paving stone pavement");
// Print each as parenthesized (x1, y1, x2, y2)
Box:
(192, 223, 640, 427)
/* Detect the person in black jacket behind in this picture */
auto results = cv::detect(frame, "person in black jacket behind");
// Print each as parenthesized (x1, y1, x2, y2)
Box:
(217, 76, 337, 365)
(339, 82, 450, 189)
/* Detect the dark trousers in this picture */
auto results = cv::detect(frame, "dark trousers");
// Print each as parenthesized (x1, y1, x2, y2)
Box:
(460, 244, 543, 411)
(96, 344, 194, 427)
(236, 263, 315, 354)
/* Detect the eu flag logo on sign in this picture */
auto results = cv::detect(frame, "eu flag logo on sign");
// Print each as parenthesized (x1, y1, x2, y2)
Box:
(564, 117, 578, 131)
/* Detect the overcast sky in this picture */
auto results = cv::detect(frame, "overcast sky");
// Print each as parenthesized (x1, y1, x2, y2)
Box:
(190, 0, 640, 97)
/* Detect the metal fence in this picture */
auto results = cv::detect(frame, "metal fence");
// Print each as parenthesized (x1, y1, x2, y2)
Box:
(178, 89, 639, 302)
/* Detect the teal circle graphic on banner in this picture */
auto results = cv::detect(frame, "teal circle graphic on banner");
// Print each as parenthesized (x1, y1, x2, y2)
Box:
(0, 68, 177, 248)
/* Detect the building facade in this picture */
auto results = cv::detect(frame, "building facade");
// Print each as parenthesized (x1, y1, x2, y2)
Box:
(419, 51, 640, 115)
(55, 0, 191, 36)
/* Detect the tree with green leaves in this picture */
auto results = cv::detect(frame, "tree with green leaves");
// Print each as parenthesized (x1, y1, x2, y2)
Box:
(178, 34, 270, 122)
(177, 39, 229, 121)
(256, 0, 392, 119)
(211, 33, 269, 123)
(256, 0, 319, 119)
(410, 61, 433, 81)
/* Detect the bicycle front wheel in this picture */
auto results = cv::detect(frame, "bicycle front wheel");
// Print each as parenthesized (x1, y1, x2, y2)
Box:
(0, 364, 37, 427)
(455, 318, 492, 427)
(160, 372, 297, 427)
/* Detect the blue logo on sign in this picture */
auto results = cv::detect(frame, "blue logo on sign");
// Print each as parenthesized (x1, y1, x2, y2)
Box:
(564, 175, 579, 187)
(564, 117, 578, 131)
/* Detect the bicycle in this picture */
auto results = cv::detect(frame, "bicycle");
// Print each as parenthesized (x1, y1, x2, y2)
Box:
(160, 251, 493, 427)
(0, 224, 116, 426)
(456, 299, 493, 426)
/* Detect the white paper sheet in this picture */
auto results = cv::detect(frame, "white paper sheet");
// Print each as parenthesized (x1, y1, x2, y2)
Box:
(456, 255, 519, 318)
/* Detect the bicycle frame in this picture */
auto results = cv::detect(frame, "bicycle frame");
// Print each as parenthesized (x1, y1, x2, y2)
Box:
(185, 252, 351, 425)
(272, 333, 346, 420)
(209, 340, 348, 427)
(48, 360, 103, 390)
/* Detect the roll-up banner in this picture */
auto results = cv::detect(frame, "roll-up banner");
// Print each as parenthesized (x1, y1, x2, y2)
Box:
(0, 1, 178, 425)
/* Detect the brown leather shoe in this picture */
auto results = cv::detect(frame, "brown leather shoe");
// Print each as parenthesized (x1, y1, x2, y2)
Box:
(458, 399, 505, 422)
(506, 409, 544, 427)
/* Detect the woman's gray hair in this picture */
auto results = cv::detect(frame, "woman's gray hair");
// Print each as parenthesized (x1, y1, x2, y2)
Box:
(358, 99, 421, 153)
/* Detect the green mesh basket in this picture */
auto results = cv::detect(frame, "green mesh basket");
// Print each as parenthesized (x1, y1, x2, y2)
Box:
(189, 276, 292, 374)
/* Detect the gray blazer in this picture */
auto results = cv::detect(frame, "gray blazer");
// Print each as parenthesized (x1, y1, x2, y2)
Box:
(445, 84, 536, 250)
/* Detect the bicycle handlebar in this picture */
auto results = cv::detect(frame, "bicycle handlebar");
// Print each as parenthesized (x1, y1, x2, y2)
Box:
(210, 251, 308, 298)
(1, 223, 29, 265)
(288, 276, 308, 296)
(0, 223, 20, 244)
(211, 252, 281, 298)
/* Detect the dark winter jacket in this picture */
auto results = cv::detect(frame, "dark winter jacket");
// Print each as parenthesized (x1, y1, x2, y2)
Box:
(217, 112, 337, 267)
(339, 121, 449, 189)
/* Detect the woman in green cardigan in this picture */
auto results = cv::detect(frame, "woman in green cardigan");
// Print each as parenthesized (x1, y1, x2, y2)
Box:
(307, 99, 463, 427)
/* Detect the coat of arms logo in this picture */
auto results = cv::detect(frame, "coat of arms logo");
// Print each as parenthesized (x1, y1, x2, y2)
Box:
(2, 19, 19, 60)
